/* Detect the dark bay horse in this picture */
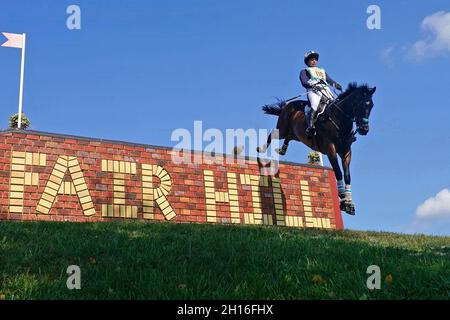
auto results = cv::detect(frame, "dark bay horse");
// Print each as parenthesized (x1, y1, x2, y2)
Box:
(257, 83, 376, 215)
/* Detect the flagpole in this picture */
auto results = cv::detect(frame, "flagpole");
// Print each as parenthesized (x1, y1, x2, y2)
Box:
(17, 33, 26, 129)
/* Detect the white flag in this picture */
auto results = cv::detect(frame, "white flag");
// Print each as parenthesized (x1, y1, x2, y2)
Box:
(1, 32, 24, 49)
(2, 31, 27, 129)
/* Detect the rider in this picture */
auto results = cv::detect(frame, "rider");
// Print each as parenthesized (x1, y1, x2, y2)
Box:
(300, 50, 342, 137)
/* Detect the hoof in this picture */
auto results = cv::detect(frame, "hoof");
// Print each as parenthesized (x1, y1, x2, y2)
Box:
(275, 148, 286, 155)
(345, 206, 356, 215)
(256, 146, 266, 153)
(340, 200, 356, 215)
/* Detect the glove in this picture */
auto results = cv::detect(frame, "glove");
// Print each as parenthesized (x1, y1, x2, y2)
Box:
(335, 83, 343, 91)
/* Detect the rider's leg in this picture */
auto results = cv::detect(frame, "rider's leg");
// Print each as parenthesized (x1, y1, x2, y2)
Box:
(306, 90, 321, 137)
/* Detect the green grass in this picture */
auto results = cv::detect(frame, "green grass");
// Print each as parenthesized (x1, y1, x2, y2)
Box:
(0, 221, 449, 300)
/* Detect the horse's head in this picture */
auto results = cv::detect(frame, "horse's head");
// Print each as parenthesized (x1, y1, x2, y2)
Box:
(337, 83, 376, 136)
(354, 85, 376, 135)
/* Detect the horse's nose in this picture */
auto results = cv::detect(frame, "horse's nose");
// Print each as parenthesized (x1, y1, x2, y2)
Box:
(357, 126, 369, 135)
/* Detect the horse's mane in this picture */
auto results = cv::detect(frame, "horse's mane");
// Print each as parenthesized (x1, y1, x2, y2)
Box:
(336, 82, 371, 102)
(262, 82, 372, 115)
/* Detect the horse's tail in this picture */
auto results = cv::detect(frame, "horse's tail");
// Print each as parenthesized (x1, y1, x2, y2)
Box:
(262, 99, 286, 116)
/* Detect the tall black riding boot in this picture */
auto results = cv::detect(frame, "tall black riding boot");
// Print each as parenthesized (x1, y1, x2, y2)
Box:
(306, 110, 317, 138)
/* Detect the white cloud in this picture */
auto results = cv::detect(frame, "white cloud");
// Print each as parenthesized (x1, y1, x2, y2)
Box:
(409, 11, 450, 60)
(416, 188, 450, 219)
(380, 46, 394, 67)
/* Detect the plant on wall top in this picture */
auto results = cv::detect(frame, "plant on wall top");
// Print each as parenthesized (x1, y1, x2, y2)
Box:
(8, 113, 30, 129)
(307, 151, 321, 165)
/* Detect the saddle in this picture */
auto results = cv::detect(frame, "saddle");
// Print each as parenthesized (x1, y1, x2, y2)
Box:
(315, 96, 333, 122)
(290, 95, 356, 144)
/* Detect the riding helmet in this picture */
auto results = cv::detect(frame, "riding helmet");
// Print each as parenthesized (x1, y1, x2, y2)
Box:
(304, 50, 319, 65)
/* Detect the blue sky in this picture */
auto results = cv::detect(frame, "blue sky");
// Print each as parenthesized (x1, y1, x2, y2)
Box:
(1, 0, 449, 235)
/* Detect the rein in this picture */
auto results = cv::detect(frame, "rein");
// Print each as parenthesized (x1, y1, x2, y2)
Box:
(330, 91, 357, 122)
(323, 89, 361, 137)
(314, 84, 357, 122)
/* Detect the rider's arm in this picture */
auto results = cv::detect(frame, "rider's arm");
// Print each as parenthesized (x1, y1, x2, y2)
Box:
(300, 69, 318, 88)
(325, 72, 339, 88)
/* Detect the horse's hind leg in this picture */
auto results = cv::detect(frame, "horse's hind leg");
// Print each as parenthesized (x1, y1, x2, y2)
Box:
(257, 106, 289, 153)
(275, 136, 291, 155)
(257, 129, 280, 153)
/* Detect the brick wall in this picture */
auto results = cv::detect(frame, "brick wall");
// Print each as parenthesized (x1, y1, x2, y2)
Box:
(0, 130, 343, 230)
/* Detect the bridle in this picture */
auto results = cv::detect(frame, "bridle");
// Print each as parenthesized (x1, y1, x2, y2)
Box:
(316, 85, 370, 135)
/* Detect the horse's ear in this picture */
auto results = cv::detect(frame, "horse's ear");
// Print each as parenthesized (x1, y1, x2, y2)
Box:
(369, 87, 376, 95)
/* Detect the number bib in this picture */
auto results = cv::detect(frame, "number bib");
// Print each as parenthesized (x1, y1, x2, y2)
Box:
(307, 67, 327, 82)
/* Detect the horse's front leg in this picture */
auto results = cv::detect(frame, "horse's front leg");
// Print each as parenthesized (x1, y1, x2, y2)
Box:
(341, 149, 355, 215)
(326, 144, 344, 199)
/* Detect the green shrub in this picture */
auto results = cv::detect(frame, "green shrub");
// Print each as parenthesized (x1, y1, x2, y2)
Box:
(8, 113, 30, 129)
(308, 151, 321, 165)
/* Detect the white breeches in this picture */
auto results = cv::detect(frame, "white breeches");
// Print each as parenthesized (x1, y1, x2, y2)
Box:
(307, 86, 336, 112)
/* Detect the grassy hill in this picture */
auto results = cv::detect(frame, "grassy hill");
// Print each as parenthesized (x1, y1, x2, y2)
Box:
(0, 221, 449, 300)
